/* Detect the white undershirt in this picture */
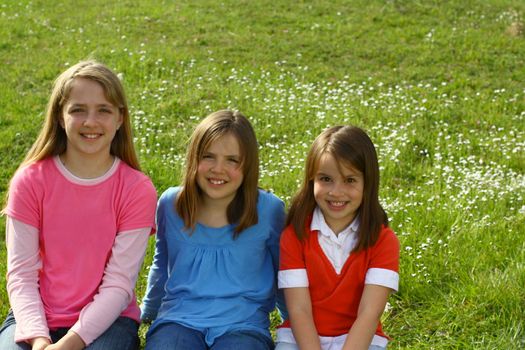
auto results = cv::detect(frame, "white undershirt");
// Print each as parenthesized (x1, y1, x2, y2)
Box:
(311, 207, 359, 274)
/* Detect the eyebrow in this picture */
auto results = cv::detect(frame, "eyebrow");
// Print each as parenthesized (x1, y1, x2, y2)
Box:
(316, 170, 360, 178)
(67, 102, 115, 108)
(203, 151, 241, 158)
(315, 171, 332, 177)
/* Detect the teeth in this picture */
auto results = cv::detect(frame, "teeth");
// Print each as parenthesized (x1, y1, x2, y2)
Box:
(329, 201, 346, 207)
(209, 179, 225, 185)
(83, 134, 100, 139)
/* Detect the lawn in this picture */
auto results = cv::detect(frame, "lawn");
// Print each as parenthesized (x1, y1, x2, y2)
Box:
(0, 0, 524, 348)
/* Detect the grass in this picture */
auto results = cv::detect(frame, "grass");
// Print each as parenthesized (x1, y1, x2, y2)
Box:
(1, 0, 524, 348)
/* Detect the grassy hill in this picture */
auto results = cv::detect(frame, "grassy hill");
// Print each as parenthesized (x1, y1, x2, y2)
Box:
(0, 1, 524, 348)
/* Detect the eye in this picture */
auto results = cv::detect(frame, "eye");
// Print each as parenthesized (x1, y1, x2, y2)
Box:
(318, 176, 332, 182)
(228, 157, 240, 164)
(100, 108, 113, 114)
(69, 107, 84, 114)
(345, 177, 357, 184)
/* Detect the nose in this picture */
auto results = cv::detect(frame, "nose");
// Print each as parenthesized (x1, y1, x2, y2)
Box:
(211, 159, 225, 173)
(82, 110, 98, 126)
(328, 182, 344, 197)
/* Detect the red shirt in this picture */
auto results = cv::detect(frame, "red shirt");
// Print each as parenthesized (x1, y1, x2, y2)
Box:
(278, 222, 399, 338)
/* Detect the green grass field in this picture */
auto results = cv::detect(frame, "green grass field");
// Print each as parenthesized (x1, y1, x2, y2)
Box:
(1, 0, 524, 348)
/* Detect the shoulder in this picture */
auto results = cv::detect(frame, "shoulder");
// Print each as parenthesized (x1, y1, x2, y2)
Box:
(159, 186, 180, 203)
(157, 186, 180, 211)
(117, 161, 153, 185)
(10, 158, 54, 190)
(116, 161, 156, 194)
(378, 226, 399, 245)
(372, 226, 400, 254)
(257, 189, 284, 209)
(281, 224, 302, 244)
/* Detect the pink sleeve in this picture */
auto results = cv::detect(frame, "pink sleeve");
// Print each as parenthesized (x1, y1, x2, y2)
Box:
(5, 217, 50, 343)
(70, 228, 150, 345)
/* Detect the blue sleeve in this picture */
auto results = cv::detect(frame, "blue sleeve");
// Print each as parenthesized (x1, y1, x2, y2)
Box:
(265, 193, 288, 321)
(140, 191, 171, 322)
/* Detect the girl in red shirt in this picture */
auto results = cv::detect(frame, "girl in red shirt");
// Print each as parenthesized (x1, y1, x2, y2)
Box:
(277, 126, 400, 350)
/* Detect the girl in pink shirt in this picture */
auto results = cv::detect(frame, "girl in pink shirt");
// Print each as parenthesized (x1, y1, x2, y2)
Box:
(0, 61, 157, 350)
(276, 126, 400, 350)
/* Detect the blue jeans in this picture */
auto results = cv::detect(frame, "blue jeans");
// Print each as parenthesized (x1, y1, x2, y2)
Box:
(275, 342, 386, 350)
(145, 321, 274, 350)
(0, 310, 140, 350)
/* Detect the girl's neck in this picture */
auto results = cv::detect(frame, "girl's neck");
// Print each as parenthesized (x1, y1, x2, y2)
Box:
(197, 197, 230, 228)
(59, 152, 115, 179)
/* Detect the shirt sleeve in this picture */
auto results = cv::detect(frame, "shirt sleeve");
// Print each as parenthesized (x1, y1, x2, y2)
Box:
(4, 165, 42, 229)
(70, 227, 150, 345)
(365, 227, 400, 291)
(5, 217, 50, 343)
(265, 195, 286, 320)
(118, 178, 157, 234)
(278, 226, 309, 289)
(140, 195, 169, 322)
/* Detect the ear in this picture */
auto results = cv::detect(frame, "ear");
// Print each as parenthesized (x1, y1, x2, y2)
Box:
(117, 109, 124, 129)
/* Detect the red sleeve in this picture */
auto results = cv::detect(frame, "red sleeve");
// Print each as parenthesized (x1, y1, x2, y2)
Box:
(369, 226, 400, 272)
(279, 225, 306, 271)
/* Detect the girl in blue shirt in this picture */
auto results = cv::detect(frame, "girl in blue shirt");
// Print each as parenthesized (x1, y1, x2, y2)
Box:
(141, 110, 285, 350)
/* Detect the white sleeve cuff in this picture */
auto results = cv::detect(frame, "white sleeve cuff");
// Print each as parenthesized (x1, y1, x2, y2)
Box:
(278, 269, 309, 288)
(365, 268, 399, 291)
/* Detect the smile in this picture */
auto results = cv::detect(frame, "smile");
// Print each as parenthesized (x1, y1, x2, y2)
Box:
(81, 133, 102, 139)
(209, 178, 226, 185)
(327, 201, 347, 208)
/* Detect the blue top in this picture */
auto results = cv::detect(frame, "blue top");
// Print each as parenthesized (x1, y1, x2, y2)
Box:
(141, 187, 286, 345)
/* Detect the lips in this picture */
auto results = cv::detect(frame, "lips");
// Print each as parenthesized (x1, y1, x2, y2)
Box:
(327, 200, 348, 210)
(208, 178, 227, 185)
(81, 133, 102, 139)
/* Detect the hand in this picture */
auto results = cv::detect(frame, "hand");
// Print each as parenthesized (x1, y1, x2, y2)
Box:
(44, 331, 85, 350)
(30, 337, 51, 350)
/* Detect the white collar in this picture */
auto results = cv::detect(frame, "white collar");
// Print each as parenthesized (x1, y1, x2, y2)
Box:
(311, 206, 359, 241)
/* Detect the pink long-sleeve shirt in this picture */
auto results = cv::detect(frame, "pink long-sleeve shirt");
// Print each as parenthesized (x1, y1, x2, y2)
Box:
(4, 156, 157, 345)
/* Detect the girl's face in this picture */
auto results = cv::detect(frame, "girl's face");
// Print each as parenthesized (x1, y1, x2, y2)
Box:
(60, 78, 122, 162)
(197, 133, 244, 207)
(313, 152, 364, 234)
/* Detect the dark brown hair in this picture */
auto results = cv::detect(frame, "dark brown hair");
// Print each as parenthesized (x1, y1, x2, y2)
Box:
(287, 125, 388, 252)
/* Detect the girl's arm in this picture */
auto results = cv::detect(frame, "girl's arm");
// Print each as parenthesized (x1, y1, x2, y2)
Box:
(284, 287, 322, 350)
(140, 194, 170, 323)
(5, 217, 50, 344)
(342, 284, 392, 350)
(267, 196, 286, 317)
(67, 227, 151, 348)
(28, 337, 51, 350)
(140, 225, 169, 322)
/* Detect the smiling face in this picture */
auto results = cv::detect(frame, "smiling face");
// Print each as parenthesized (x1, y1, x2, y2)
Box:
(196, 132, 244, 207)
(313, 152, 364, 234)
(60, 78, 122, 163)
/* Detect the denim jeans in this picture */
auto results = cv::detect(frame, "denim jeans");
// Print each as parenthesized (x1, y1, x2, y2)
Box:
(275, 342, 386, 350)
(145, 321, 274, 350)
(0, 310, 140, 350)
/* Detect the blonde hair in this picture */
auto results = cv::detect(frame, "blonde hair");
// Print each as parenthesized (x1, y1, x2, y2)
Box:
(21, 60, 140, 170)
(176, 110, 259, 237)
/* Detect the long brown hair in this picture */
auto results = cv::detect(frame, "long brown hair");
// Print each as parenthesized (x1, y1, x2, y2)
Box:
(287, 125, 388, 252)
(20, 60, 140, 170)
(176, 110, 259, 237)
